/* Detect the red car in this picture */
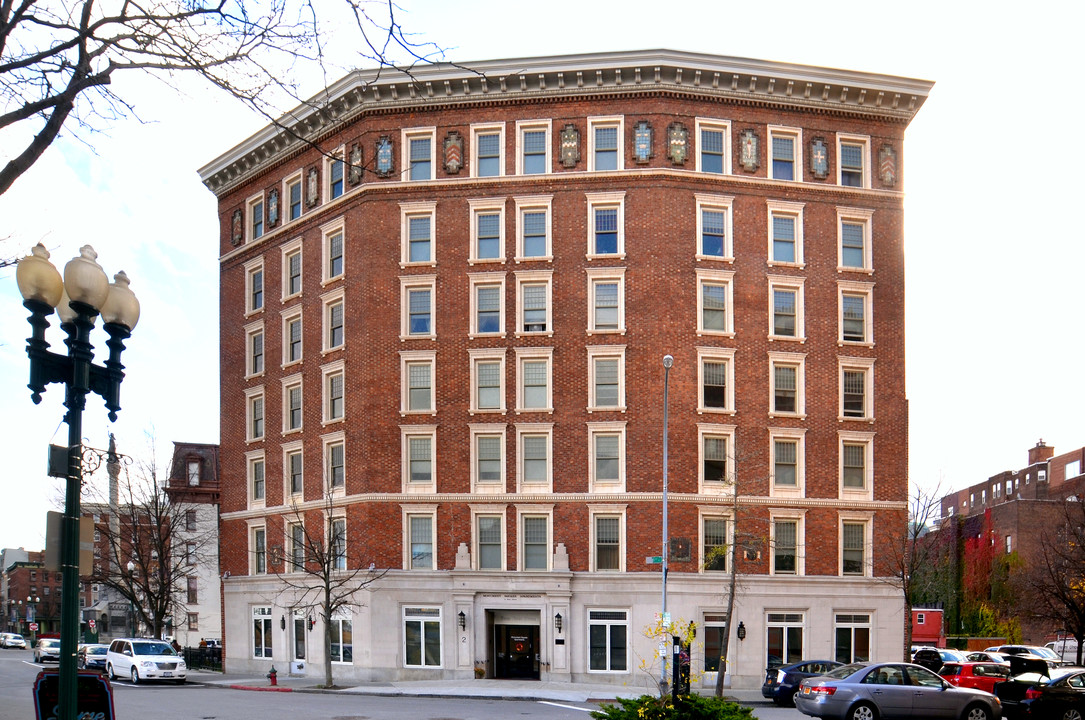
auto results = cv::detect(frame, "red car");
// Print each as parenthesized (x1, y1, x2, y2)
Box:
(940, 661, 1011, 694)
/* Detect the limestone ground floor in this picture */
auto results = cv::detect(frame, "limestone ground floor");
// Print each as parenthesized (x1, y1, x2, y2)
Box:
(221, 570, 905, 691)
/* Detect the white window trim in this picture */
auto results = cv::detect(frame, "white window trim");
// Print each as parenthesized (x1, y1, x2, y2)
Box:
(283, 170, 303, 224)
(514, 270, 554, 338)
(468, 347, 507, 415)
(244, 386, 264, 442)
(400, 424, 437, 494)
(322, 430, 346, 495)
(836, 133, 871, 188)
(281, 372, 303, 435)
(326, 512, 347, 572)
(515, 120, 552, 175)
(585, 608, 631, 673)
(402, 506, 438, 571)
(321, 360, 346, 425)
(698, 506, 734, 574)
(514, 346, 553, 414)
(769, 427, 807, 499)
(280, 237, 303, 301)
(698, 423, 736, 496)
(585, 267, 626, 335)
(515, 505, 554, 572)
(246, 193, 265, 243)
(696, 347, 736, 415)
(470, 423, 507, 493)
(588, 421, 627, 493)
(468, 272, 506, 338)
(399, 350, 437, 416)
(768, 275, 807, 343)
(514, 195, 553, 262)
(589, 505, 627, 573)
(399, 274, 437, 341)
(322, 287, 345, 354)
(244, 320, 265, 380)
(839, 430, 875, 501)
(770, 510, 806, 576)
(468, 198, 507, 265)
(249, 524, 268, 576)
(766, 199, 805, 268)
(838, 280, 875, 347)
(401, 127, 437, 182)
(768, 125, 804, 182)
(244, 256, 264, 317)
(587, 115, 625, 172)
(328, 611, 353, 664)
(695, 268, 735, 337)
(515, 423, 553, 493)
(470, 504, 508, 571)
(585, 191, 626, 260)
(402, 605, 442, 667)
(470, 122, 505, 179)
(695, 118, 732, 174)
(321, 217, 346, 285)
(694, 193, 735, 262)
(246, 450, 266, 509)
(587, 345, 626, 413)
(399, 201, 437, 268)
(769, 351, 807, 419)
(838, 356, 876, 422)
(837, 207, 875, 274)
(838, 511, 874, 578)
(323, 147, 346, 203)
(281, 308, 303, 368)
(282, 439, 304, 500)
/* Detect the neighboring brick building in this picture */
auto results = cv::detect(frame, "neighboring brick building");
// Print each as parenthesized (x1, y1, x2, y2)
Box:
(200, 49, 931, 689)
(1, 550, 60, 640)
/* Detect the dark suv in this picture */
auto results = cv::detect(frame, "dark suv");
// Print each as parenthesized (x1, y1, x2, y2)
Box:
(912, 647, 967, 672)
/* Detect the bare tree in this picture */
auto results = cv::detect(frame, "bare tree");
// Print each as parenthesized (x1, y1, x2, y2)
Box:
(0, 0, 446, 196)
(1021, 498, 1085, 665)
(271, 492, 385, 688)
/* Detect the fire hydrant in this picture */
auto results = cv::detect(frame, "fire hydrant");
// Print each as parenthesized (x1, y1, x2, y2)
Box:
(267, 666, 278, 686)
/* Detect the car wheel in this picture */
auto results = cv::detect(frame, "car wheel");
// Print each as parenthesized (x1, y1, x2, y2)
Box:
(131, 667, 140, 685)
(850, 702, 878, 720)
(963, 704, 991, 720)
(1063, 710, 1083, 720)
(106, 663, 115, 680)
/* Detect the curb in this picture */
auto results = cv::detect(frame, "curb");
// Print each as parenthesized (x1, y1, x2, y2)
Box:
(227, 684, 294, 692)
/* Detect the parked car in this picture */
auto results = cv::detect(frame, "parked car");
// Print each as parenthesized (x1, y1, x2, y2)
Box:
(77, 643, 109, 671)
(4, 633, 27, 649)
(940, 661, 1013, 694)
(996, 645, 1067, 668)
(794, 661, 1002, 720)
(762, 659, 844, 705)
(34, 638, 61, 663)
(912, 646, 968, 672)
(994, 656, 1085, 719)
(967, 651, 1012, 665)
(105, 638, 186, 684)
(1047, 639, 1081, 665)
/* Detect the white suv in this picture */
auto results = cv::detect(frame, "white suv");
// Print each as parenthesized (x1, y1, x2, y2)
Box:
(106, 638, 186, 684)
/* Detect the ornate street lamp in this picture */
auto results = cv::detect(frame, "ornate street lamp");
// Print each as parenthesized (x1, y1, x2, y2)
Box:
(17, 243, 138, 720)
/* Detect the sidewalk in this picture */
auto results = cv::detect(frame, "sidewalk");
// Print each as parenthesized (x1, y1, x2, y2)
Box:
(187, 669, 768, 706)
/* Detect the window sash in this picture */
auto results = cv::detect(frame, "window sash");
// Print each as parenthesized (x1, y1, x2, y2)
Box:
(703, 360, 727, 408)
(408, 363, 432, 411)
(774, 366, 797, 413)
(593, 207, 618, 254)
(772, 136, 794, 180)
(595, 516, 620, 570)
(703, 518, 728, 571)
(328, 233, 344, 276)
(701, 209, 726, 256)
(772, 216, 796, 263)
(476, 286, 501, 333)
(700, 129, 724, 173)
(842, 295, 865, 341)
(841, 223, 865, 266)
(842, 523, 865, 575)
(774, 521, 797, 573)
(523, 516, 548, 569)
(251, 332, 264, 374)
(252, 459, 265, 500)
(593, 126, 618, 170)
(250, 269, 263, 310)
(702, 284, 727, 331)
(773, 290, 797, 336)
(843, 444, 866, 488)
(476, 436, 502, 482)
(409, 516, 433, 569)
(329, 442, 344, 487)
(289, 452, 303, 494)
(476, 213, 501, 258)
(288, 182, 302, 220)
(594, 434, 620, 481)
(593, 358, 619, 407)
(408, 437, 432, 483)
(522, 360, 548, 408)
(476, 361, 501, 409)
(329, 302, 344, 347)
(477, 133, 500, 177)
(522, 210, 547, 256)
(843, 371, 866, 417)
(477, 516, 502, 569)
(774, 440, 798, 486)
(408, 289, 431, 335)
(288, 252, 302, 295)
(593, 282, 619, 329)
(522, 130, 547, 174)
(409, 137, 432, 180)
(408, 216, 431, 262)
(523, 435, 548, 482)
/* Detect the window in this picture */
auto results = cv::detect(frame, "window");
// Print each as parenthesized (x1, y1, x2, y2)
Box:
(766, 613, 804, 667)
(469, 199, 505, 263)
(839, 281, 874, 344)
(469, 348, 507, 414)
(1006, 535, 1013, 554)
(767, 200, 804, 266)
(283, 312, 303, 365)
(516, 424, 553, 492)
(399, 202, 437, 267)
(471, 123, 504, 178)
(245, 259, 264, 314)
(403, 606, 441, 667)
(252, 606, 272, 657)
(330, 517, 346, 570)
(470, 424, 506, 491)
(841, 519, 869, 576)
(400, 276, 436, 339)
(515, 271, 552, 336)
(325, 435, 345, 489)
(284, 442, 303, 496)
(516, 347, 552, 413)
(286, 174, 303, 221)
(515, 196, 552, 260)
(592, 511, 624, 572)
(324, 225, 345, 281)
(403, 129, 435, 181)
(839, 357, 875, 420)
(589, 117, 623, 171)
(245, 322, 264, 377)
(696, 119, 731, 174)
(289, 522, 306, 569)
(283, 244, 303, 298)
(840, 431, 874, 497)
(249, 454, 265, 503)
(469, 273, 505, 337)
(695, 194, 735, 260)
(588, 609, 628, 672)
(699, 424, 735, 492)
(702, 516, 729, 572)
(517, 121, 550, 175)
(769, 126, 802, 181)
(324, 291, 345, 350)
(837, 134, 870, 188)
(769, 352, 806, 417)
(252, 528, 267, 575)
(283, 376, 302, 432)
(520, 512, 551, 571)
(186, 510, 197, 531)
(770, 428, 806, 498)
(772, 517, 802, 575)
(703, 614, 728, 672)
(768, 277, 805, 341)
(697, 349, 735, 415)
(588, 347, 625, 412)
(187, 460, 200, 486)
(475, 513, 504, 570)
(248, 195, 265, 241)
(187, 613, 199, 631)
(245, 388, 264, 441)
(323, 363, 345, 422)
(696, 269, 735, 336)
(835, 614, 871, 663)
(187, 576, 198, 604)
(837, 208, 874, 272)
(327, 155, 345, 200)
(586, 192, 625, 258)
(330, 614, 353, 663)
(586, 268, 625, 334)
(588, 422, 626, 492)
(406, 512, 435, 570)
(401, 426, 436, 492)
(400, 351, 436, 414)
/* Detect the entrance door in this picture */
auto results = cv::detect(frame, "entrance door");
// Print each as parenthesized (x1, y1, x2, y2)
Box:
(495, 625, 539, 679)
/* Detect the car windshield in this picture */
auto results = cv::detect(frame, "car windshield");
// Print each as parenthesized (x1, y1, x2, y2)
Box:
(1034, 647, 1059, 660)
(43, 640, 59, 648)
(88, 646, 107, 655)
(133, 642, 174, 656)
(824, 663, 866, 679)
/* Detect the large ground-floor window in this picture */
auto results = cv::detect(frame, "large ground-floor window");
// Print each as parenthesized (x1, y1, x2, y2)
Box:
(703, 614, 728, 672)
(766, 612, 804, 668)
(252, 606, 272, 658)
(588, 609, 628, 672)
(403, 607, 441, 668)
(330, 614, 353, 663)
(834, 613, 871, 663)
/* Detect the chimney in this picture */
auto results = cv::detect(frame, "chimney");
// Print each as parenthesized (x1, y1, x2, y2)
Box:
(1028, 439, 1055, 466)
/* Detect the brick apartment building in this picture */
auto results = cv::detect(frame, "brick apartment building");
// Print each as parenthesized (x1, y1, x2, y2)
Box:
(200, 50, 932, 689)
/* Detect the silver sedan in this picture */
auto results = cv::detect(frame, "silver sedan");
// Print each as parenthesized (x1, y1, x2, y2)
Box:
(794, 661, 1001, 720)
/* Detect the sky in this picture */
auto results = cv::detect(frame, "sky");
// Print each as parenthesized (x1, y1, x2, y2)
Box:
(1, 0, 1082, 550)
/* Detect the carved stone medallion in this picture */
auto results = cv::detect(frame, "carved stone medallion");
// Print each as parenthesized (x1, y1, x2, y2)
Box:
(667, 123, 688, 165)
(560, 124, 580, 168)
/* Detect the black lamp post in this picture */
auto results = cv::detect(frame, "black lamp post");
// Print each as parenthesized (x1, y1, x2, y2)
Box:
(27, 595, 40, 646)
(127, 560, 137, 637)
(17, 243, 139, 720)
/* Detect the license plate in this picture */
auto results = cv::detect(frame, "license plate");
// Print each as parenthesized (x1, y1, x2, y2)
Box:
(163, 672, 172, 677)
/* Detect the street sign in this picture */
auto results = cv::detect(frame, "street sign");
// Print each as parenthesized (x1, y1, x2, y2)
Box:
(29, 623, 38, 631)
(88, 619, 96, 630)
(645, 556, 663, 564)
